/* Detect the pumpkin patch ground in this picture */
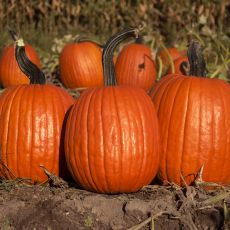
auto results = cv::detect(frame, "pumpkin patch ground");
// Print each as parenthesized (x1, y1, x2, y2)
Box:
(0, 180, 229, 229)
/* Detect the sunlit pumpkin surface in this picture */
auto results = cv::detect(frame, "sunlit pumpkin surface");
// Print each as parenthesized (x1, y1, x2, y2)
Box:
(0, 84, 74, 182)
(59, 42, 103, 89)
(115, 43, 156, 91)
(65, 86, 160, 193)
(151, 74, 230, 186)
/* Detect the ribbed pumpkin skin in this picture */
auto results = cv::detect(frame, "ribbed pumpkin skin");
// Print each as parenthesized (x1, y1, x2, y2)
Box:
(151, 75, 230, 186)
(0, 84, 74, 182)
(167, 56, 189, 75)
(65, 86, 160, 193)
(115, 43, 156, 91)
(59, 42, 103, 89)
(0, 44, 41, 87)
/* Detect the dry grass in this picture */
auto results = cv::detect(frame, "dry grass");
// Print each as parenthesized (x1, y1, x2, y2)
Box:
(0, 0, 229, 80)
(0, 1, 229, 42)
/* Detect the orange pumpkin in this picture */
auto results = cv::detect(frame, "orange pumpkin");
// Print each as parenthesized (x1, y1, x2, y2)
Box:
(0, 37, 74, 183)
(167, 56, 189, 75)
(115, 37, 156, 91)
(59, 41, 103, 89)
(65, 27, 160, 194)
(150, 40, 230, 186)
(157, 47, 184, 73)
(0, 44, 41, 87)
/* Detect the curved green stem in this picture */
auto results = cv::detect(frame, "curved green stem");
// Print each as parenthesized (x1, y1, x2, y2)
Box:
(160, 42, 175, 74)
(9, 29, 46, 85)
(102, 26, 143, 86)
(156, 56, 163, 80)
(15, 41, 46, 84)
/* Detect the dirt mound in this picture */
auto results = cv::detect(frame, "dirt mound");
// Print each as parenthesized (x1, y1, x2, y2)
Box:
(0, 179, 229, 230)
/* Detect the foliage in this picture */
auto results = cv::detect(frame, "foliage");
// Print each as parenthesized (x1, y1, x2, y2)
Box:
(0, 0, 229, 80)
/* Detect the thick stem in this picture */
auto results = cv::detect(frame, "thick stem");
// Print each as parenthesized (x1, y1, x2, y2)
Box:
(102, 26, 143, 86)
(8, 29, 19, 42)
(135, 36, 144, 44)
(188, 40, 207, 77)
(74, 36, 103, 48)
(9, 29, 46, 84)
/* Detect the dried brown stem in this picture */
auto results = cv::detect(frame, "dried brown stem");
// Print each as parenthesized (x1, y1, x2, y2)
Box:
(39, 165, 68, 188)
(127, 211, 173, 230)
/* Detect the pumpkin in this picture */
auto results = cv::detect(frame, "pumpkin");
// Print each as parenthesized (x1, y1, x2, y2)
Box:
(157, 47, 184, 74)
(64, 27, 161, 194)
(115, 37, 156, 91)
(0, 43, 41, 87)
(150, 40, 230, 186)
(167, 56, 189, 75)
(59, 40, 103, 89)
(0, 34, 74, 183)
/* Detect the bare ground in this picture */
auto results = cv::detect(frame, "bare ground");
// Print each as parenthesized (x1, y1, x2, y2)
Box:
(0, 178, 229, 230)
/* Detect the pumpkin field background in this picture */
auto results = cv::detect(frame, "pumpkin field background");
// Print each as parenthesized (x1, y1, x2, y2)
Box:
(0, 0, 230, 229)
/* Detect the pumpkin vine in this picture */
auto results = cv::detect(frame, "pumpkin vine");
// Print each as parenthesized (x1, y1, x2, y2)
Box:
(102, 26, 143, 86)
(9, 29, 46, 85)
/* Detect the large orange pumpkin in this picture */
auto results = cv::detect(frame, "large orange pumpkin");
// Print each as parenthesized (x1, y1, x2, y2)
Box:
(59, 41, 103, 89)
(115, 37, 156, 91)
(0, 43, 41, 87)
(65, 27, 161, 194)
(0, 36, 74, 183)
(150, 40, 230, 186)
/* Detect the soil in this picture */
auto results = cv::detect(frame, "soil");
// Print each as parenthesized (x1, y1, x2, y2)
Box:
(0, 177, 229, 230)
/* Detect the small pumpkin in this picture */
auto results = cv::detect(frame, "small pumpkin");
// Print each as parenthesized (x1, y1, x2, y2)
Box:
(0, 42, 41, 87)
(0, 33, 74, 183)
(150, 40, 230, 186)
(157, 47, 184, 73)
(167, 56, 189, 75)
(64, 27, 161, 194)
(59, 40, 104, 89)
(115, 37, 156, 91)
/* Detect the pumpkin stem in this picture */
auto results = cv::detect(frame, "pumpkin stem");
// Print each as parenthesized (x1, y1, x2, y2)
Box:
(188, 40, 207, 77)
(135, 36, 144, 44)
(9, 29, 46, 85)
(74, 36, 103, 48)
(102, 26, 143, 86)
(8, 29, 19, 42)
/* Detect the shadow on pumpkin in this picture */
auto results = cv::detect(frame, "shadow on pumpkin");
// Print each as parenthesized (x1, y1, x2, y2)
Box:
(58, 103, 82, 189)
